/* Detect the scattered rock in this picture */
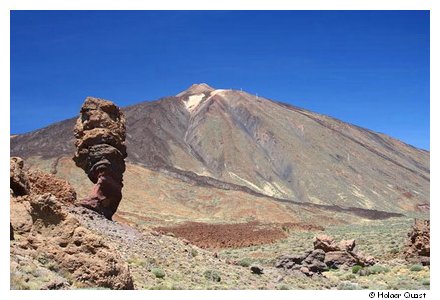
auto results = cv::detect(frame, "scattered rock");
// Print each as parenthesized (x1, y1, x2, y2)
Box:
(351, 251, 376, 267)
(275, 253, 307, 269)
(73, 97, 127, 220)
(41, 279, 71, 290)
(276, 235, 375, 275)
(276, 249, 327, 276)
(250, 265, 264, 275)
(404, 219, 430, 266)
(305, 249, 326, 263)
(299, 266, 310, 275)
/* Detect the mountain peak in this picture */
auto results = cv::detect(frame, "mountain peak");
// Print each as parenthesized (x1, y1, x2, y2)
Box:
(176, 83, 215, 97)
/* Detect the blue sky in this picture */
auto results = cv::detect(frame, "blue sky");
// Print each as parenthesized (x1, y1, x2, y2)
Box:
(10, 11, 429, 149)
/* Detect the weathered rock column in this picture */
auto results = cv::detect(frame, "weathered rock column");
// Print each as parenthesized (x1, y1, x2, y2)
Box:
(404, 219, 430, 266)
(73, 97, 127, 220)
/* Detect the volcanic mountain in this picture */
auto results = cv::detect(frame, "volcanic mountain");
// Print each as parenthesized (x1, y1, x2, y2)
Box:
(11, 83, 429, 221)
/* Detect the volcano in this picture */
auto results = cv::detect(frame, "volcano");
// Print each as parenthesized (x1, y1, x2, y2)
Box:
(11, 84, 429, 219)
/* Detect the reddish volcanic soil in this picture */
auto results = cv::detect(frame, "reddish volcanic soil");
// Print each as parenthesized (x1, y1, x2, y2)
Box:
(154, 221, 323, 249)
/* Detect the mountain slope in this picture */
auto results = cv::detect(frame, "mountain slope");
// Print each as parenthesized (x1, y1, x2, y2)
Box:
(11, 84, 429, 213)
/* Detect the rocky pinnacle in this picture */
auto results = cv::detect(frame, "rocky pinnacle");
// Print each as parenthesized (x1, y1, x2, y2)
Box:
(73, 97, 127, 219)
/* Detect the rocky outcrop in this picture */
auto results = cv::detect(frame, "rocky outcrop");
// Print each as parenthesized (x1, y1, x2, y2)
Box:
(27, 169, 77, 204)
(10, 157, 29, 196)
(313, 234, 355, 252)
(10, 158, 77, 236)
(10, 157, 134, 290)
(275, 249, 328, 277)
(275, 235, 375, 276)
(73, 97, 127, 220)
(404, 219, 430, 266)
(314, 235, 376, 268)
(26, 194, 134, 289)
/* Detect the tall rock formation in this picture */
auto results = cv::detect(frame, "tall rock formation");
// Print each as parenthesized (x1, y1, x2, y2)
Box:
(73, 97, 127, 220)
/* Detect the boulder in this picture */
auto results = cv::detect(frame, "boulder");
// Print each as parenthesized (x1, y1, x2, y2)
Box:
(313, 234, 339, 252)
(313, 234, 356, 252)
(303, 249, 328, 273)
(250, 265, 264, 275)
(304, 249, 325, 262)
(350, 251, 377, 267)
(275, 252, 309, 269)
(276, 235, 376, 275)
(338, 239, 356, 252)
(324, 251, 358, 268)
(404, 219, 430, 266)
(73, 97, 127, 220)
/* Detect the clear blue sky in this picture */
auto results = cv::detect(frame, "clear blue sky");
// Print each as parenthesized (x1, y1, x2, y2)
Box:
(11, 11, 429, 150)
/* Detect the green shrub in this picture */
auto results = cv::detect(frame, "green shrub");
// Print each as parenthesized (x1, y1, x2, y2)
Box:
(368, 264, 390, 274)
(151, 268, 166, 279)
(409, 264, 423, 272)
(238, 258, 252, 267)
(344, 274, 357, 280)
(422, 279, 430, 286)
(127, 257, 147, 267)
(390, 249, 399, 254)
(337, 281, 361, 290)
(203, 270, 221, 282)
(191, 248, 198, 257)
(352, 265, 363, 274)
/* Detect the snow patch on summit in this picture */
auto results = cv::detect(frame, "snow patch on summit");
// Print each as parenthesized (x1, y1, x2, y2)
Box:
(183, 93, 205, 112)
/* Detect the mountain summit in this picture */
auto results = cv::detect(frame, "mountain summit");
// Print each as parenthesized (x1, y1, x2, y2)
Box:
(11, 84, 429, 214)
(176, 83, 216, 97)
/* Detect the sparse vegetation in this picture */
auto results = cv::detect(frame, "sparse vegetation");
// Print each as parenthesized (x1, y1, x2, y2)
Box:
(367, 264, 390, 275)
(352, 265, 363, 274)
(203, 270, 221, 282)
(422, 279, 430, 286)
(151, 268, 165, 279)
(238, 258, 252, 268)
(409, 264, 423, 272)
(337, 281, 361, 290)
(191, 248, 198, 257)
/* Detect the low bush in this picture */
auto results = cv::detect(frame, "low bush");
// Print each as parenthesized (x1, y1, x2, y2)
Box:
(151, 268, 166, 279)
(191, 249, 198, 257)
(238, 258, 252, 268)
(352, 265, 363, 274)
(368, 264, 390, 275)
(203, 270, 221, 282)
(337, 281, 361, 290)
(409, 264, 423, 272)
